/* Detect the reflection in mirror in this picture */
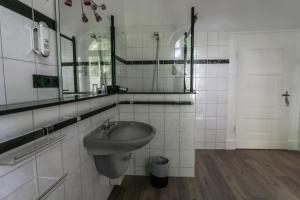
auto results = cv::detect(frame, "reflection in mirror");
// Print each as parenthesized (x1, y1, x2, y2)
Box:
(115, 26, 192, 93)
(59, 0, 112, 98)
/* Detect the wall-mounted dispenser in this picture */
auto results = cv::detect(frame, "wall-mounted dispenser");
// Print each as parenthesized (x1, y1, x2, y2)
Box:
(33, 22, 50, 57)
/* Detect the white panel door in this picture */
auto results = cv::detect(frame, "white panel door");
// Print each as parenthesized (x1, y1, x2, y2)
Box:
(235, 33, 298, 149)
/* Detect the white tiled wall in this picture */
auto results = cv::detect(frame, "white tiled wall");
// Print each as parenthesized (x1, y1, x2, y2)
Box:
(119, 94, 196, 177)
(0, 95, 119, 200)
(194, 32, 230, 149)
(0, 2, 59, 105)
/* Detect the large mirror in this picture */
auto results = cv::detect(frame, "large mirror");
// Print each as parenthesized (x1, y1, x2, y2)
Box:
(59, 0, 112, 98)
(114, 26, 193, 93)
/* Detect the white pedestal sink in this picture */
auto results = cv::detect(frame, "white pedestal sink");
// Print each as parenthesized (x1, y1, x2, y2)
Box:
(83, 121, 156, 178)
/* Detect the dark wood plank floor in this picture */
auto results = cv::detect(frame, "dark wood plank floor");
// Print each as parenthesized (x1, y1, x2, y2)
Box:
(108, 150, 300, 200)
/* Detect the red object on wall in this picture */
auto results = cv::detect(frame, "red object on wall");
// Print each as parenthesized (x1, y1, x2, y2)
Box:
(84, 0, 92, 6)
(64, 0, 72, 6)
(94, 12, 102, 22)
(82, 13, 88, 23)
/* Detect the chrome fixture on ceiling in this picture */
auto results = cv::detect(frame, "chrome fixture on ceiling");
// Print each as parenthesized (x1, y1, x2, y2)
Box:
(64, 0, 107, 23)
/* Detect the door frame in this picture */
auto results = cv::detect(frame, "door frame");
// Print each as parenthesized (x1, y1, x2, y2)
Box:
(226, 30, 300, 150)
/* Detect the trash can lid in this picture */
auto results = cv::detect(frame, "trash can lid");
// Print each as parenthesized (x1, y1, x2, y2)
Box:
(151, 156, 169, 165)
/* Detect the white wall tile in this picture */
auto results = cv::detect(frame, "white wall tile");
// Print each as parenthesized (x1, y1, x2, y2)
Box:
(0, 111, 33, 141)
(119, 113, 134, 121)
(196, 32, 208, 46)
(165, 133, 179, 150)
(135, 166, 148, 176)
(0, 58, 6, 105)
(180, 132, 195, 150)
(36, 144, 63, 195)
(33, 0, 56, 20)
(150, 132, 164, 149)
(218, 32, 230, 46)
(134, 113, 149, 123)
(195, 117, 205, 131)
(3, 179, 38, 200)
(206, 78, 218, 91)
(4, 59, 37, 104)
(78, 100, 91, 115)
(207, 32, 218, 46)
(36, 63, 59, 100)
(149, 105, 164, 113)
(33, 106, 60, 128)
(0, 160, 35, 199)
(195, 64, 207, 78)
(207, 64, 218, 77)
(218, 64, 229, 78)
(149, 113, 164, 131)
(78, 119, 92, 163)
(135, 149, 149, 166)
(180, 150, 195, 168)
(65, 168, 82, 200)
(179, 168, 194, 177)
(179, 113, 195, 132)
(206, 91, 218, 104)
(169, 167, 179, 177)
(0, 7, 35, 62)
(196, 104, 206, 116)
(205, 117, 217, 130)
(81, 159, 96, 200)
(0, 24, 2, 57)
(165, 113, 179, 131)
(206, 104, 217, 117)
(207, 46, 219, 59)
(60, 102, 78, 119)
(44, 184, 65, 200)
(62, 136, 80, 173)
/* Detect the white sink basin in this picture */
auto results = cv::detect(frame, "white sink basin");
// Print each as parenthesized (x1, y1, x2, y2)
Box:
(84, 121, 156, 155)
(83, 121, 156, 178)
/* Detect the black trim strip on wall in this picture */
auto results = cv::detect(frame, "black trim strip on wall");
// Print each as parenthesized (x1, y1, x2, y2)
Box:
(33, 75, 59, 88)
(80, 103, 117, 120)
(122, 92, 196, 94)
(116, 56, 230, 65)
(0, 129, 45, 154)
(33, 10, 56, 30)
(190, 7, 196, 92)
(60, 34, 73, 41)
(44, 118, 78, 134)
(61, 61, 111, 67)
(119, 101, 193, 105)
(0, 0, 56, 31)
(0, 103, 117, 155)
(111, 15, 116, 86)
(72, 36, 78, 93)
(0, 94, 114, 116)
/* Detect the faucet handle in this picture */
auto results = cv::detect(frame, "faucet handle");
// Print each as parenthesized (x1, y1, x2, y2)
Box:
(104, 117, 114, 127)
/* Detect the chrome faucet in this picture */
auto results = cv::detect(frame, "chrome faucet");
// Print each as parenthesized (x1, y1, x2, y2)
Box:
(103, 117, 113, 129)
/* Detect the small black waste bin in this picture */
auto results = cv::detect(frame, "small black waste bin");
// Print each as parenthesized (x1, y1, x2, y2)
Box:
(149, 156, 170, 188)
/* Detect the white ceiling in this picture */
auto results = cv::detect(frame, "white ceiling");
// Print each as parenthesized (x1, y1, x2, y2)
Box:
(123, 0, 300, 31)
(60, 0, 300, 31)
(194, 0, 300, 31)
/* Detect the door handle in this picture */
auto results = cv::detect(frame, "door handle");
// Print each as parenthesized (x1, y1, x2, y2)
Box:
(281, 91, 290, 107)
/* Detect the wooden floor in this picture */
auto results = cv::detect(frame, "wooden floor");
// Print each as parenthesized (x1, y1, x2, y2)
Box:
(108, 150, 300, 200)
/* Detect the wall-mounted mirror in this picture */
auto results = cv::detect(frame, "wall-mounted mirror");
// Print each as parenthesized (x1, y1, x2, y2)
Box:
(114, 26, 193, 93)
(59, 0, 112, 98)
